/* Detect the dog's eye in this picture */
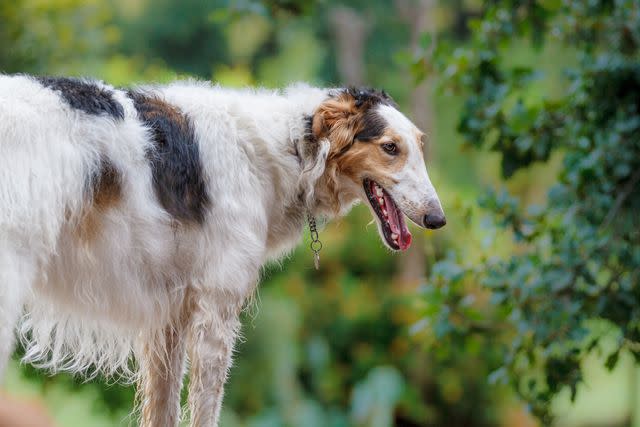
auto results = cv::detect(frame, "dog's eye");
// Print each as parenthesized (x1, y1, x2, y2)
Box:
(381, 143, 398, 155)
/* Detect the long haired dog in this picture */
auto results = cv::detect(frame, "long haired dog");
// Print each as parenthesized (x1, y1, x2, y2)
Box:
(0, 75, 445, 426)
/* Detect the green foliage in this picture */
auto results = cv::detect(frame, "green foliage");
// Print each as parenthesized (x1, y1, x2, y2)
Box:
(0, 0, 115, 74)
(118, 0, 229, 78)
(416, 0, 640, 422)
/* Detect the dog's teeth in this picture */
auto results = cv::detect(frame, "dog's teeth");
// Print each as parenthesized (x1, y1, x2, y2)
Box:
(375, 187, 383, 197)
(382, 209, 388, 217)
(391, 233, 398, 240)
(378, 197, 384, 206)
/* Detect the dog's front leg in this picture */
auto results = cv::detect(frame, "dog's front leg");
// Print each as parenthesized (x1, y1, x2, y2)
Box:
(187, 290, 243, 426)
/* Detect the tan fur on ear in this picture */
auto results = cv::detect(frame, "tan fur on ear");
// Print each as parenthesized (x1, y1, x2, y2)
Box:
(312, 93, 363, 159)
(311, 94, 361, 213)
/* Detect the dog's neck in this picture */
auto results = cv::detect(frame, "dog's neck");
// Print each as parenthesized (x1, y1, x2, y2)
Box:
(262, 87, 359, 260)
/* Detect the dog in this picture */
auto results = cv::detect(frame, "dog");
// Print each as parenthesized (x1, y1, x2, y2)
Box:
(0, 74, 446, 426)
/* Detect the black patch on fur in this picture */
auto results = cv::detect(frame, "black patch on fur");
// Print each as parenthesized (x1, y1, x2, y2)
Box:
(128, 90, 210, 225)
(303, 114, 316, 143)
(343, 86, 397, 109)
(36, 76, 124, 119)
(355, 110, 387, 141)
(345, 87, 395, 142)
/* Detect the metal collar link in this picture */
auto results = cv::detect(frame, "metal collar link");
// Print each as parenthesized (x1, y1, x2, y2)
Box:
(307, 213, 322, 270)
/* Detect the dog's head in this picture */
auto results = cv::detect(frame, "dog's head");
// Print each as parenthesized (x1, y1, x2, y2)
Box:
(309, 87, 445, 251)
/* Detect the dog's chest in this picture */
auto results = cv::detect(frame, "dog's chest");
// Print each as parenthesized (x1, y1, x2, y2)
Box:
(264, 199, 306, 261)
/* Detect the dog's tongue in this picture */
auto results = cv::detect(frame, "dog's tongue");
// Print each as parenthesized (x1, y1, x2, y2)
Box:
(383, 191, 412, 251)
(396, 214, 412, 250)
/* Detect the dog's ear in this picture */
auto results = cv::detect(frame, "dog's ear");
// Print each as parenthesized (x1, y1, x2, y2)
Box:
(311, 97, 353, 136)
(311, 93, 361, 158)
(298, 137, 331, 209)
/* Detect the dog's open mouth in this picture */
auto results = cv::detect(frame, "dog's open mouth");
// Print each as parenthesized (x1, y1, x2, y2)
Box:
(363, 178, 412, 251)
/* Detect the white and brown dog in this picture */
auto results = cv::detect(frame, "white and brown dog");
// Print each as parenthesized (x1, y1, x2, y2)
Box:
(0, 75, 445, 426)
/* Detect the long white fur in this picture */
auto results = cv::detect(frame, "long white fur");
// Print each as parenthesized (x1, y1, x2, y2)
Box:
(0, 75, 443, 426)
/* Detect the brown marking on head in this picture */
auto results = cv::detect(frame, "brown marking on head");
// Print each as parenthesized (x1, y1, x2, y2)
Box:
(76, 159, 122, 241)
(310, 88, 395, 157)
(309, 88, 414, 212)
(337, 127, 409, 183)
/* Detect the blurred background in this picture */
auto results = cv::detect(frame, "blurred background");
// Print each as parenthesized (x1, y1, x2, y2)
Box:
(2, 0, 639, 426)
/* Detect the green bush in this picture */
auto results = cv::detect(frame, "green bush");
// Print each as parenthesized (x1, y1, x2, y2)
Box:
(416, 0, 640, 422)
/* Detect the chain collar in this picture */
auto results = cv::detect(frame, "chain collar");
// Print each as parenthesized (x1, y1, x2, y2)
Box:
(307, 212, 322, 270)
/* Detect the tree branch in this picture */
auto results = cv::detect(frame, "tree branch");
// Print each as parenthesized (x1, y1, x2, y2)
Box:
(602, 167, 640, 229)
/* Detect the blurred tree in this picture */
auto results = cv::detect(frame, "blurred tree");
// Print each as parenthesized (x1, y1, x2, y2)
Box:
(415, 0, 640, 423)
(395, 0, 437, 285)
(0, 0, 114, 75)
(117, 0, 229, 78)
(328, 5, 367, 86)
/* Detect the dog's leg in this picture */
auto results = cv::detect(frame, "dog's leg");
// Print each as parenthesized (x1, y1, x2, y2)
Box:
(187, 290, 244, 426)
(0, 246, 36, 379)
(138, 315, 189, 427)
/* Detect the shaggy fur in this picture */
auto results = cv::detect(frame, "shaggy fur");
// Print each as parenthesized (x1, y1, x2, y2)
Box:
(0, 74, 445, 426)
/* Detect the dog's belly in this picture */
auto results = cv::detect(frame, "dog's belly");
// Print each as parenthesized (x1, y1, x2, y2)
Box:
(33, 213, 181, 332)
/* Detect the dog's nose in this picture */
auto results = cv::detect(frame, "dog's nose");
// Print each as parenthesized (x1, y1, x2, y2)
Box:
(423, 212, 446, 229)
